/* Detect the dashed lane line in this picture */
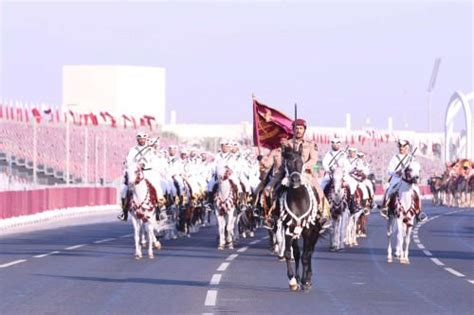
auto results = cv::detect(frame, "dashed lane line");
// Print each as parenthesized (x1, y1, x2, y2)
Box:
(210, 274, 222, 285)
(119, 234, 133, 238)
(34, 251, 60, 258)
(0, 259, 27, 268)
(65, 244, 86, 250)
(217, 262, 230, 271)
(422, 250, 432, 257)
(430, 258, 445, 266)
(444, 268, 465, 278)
(226, 254, 239, 261)
(205, 290, 218, 306)
(93, 238, 116, 244)
(418, 208, 473, 285)
(237, 246, 249, 253)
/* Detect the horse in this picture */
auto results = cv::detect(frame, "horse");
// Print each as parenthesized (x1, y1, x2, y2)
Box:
(428, 176, 444, 206)
(325, 166, 349, 252)
(126, 160, 165, 259)
(214, 165, 239, 250)
(386, 161, 421, 264)
(279, 145, 322, 291)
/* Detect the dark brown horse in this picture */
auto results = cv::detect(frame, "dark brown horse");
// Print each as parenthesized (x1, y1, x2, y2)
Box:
(280, 146, 322, 291)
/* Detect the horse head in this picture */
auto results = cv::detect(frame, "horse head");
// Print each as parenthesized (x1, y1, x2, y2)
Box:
(402, 161, 420, 185)
(282, 144, 304, 189)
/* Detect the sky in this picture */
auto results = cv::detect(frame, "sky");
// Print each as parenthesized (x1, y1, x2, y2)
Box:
(0, 0, 472, 132)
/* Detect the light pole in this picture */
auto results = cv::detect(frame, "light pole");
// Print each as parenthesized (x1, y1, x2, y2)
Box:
(64, 104, 79, 186)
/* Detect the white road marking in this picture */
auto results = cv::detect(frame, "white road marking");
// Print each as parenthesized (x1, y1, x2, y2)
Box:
(119, 234, 133, 238)
(430, 258, 444, 266)
(0, 259, 27, 268)
(417, 243, 425, 250)
(217, 262, 230, 271)
(422, 250, 432, 257)
(34, 251, 60, 258)
(65, 244, 86, 250)
(468, 280, 474, 285)
(249, 240, 260, 245)
(205, 290, 217, 306)
(226, 254, 238, 261)
(237, 246, 249, 253)
(413, 239, 420, 244)
(202, 313, 214, 315)
(444, 268, 465, 278)
(210, 274, 222, 285)
(93, 238, 116, 244)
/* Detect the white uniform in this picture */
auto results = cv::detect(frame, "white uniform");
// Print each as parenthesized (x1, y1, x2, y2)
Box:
(207, 151, 232, 192)
(121, 144, 153, 199)
(346, 157, 372, 199)
(385, 153, 420, 197)
(167, 155, 185, 198)
(320, 149, 352, 191)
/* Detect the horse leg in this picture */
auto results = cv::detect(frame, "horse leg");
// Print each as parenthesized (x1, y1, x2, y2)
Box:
(216, 211, 226, 250)
(285, 235, 298, 291)
(226, 210, 236, 249)
(301, 229, 317, 290)
(131, 216, 142, 259)
(145, 223, 154, 259)
(395, 219, 404, 261)
(292, 240, 301, 285)
(276, 220, 285, 259)
(403, 227, 412, 264)
(387, 218, 394, 263)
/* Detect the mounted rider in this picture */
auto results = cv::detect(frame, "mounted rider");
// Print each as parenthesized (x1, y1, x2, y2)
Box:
(379, 139, 427, 222)
(207, 140, 242, 204)
(320, 136, 351, 196)
(355, 151, 375, 208)
(262, 118, 331, 230)
(118, 131, 153, 221)
(345, 147, 374, 210)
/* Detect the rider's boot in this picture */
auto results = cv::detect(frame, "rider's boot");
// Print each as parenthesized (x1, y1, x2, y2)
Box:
(117, 197, 128, 221)
(416, 210, 428, 223)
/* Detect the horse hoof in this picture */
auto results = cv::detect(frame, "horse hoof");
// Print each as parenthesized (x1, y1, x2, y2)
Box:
(218, 245, 225, 250)
(250, 232, 255, 237)
(278, 256, 285, 262)
(289, 284, 299, 291)
(135, 254, 142, 260)
(302, 283, 312, 291)
(228, 244, 234, 250)
(149, 254, 154, 259)
(154, 242, 162, 250)
(330, 247, 337, 252)
(241, 234, 247, 239)
(387, 257, 393, 263)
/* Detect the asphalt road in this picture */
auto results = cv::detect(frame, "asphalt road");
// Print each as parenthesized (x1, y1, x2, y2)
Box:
(0, 203, 472, 315)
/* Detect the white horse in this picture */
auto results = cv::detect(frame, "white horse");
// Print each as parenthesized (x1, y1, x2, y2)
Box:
(387, 161, 420, 264)
(328, 167, 350, 252)
(214, 165, 238, 250)
(127, 160, 165, 259)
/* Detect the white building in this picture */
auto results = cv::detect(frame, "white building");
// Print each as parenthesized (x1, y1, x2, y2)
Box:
(62, 65, 166, 125)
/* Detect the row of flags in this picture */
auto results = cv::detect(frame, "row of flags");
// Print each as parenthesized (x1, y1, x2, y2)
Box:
(0, 102, 156, 130)
(252, 98, 417, 149)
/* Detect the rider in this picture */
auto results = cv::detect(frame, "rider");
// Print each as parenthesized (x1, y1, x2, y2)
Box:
(167, 145, 186, 205)
(320, 136, 351, 195)
(356, 151, 375, 208)
(263, 119, 331, 230)
(379, 139, 428, 222)
(118, 131, 151, 221)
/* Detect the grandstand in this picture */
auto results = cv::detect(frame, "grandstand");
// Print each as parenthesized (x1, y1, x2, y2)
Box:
(0, 101, 445, 189)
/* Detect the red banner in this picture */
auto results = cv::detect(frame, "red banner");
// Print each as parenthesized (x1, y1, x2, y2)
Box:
(253, 99, 293, 150)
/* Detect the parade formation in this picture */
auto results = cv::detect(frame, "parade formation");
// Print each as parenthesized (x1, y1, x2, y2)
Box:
(111, 98, 474, 291)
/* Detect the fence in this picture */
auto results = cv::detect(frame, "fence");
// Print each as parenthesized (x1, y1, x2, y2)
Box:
(0, 186, 117, 219)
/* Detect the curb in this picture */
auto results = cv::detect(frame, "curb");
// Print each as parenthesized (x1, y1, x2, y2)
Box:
(0, 204, 119, 233)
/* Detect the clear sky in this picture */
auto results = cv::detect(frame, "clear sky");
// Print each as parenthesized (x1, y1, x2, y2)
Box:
(0, 0, 472, 131)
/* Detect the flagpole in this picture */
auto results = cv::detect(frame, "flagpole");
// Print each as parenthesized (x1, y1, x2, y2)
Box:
(252, 93, 262, 156)
(293, 103, 297, 151)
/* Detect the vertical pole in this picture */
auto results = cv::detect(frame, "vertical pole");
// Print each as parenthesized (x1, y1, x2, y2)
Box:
(84, 126, 88, 184)
(66, 116, 70, 185)
(103, 126, 107, 184)
(95, 134, 99, 186)
(427, 91, 432, 133)
(33, 117, 37, 185)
